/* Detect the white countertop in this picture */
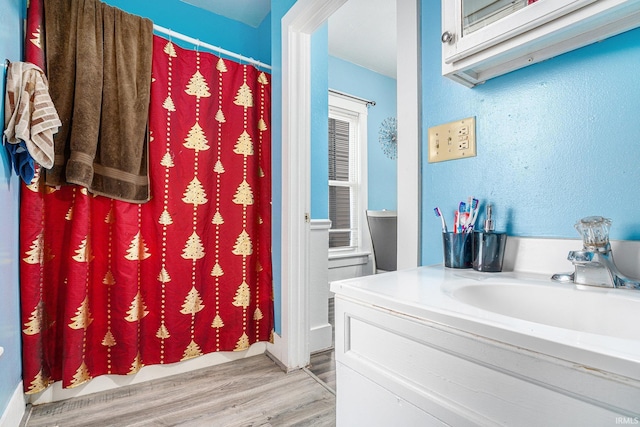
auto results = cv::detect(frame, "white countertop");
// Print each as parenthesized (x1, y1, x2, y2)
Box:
(330, 265, 640, 381)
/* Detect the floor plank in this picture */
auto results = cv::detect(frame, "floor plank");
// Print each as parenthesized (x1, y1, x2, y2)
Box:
(24, 354, 335, 427)
(309, 350, 336, 393)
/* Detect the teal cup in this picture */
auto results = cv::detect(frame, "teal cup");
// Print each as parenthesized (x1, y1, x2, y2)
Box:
(442, 232, 472, 268)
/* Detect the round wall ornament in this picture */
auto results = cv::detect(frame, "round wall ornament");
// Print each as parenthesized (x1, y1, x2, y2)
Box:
(378, 116, 397, 160)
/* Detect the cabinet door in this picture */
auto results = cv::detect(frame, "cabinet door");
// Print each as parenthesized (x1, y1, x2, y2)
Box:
(442, 0, 597, 64)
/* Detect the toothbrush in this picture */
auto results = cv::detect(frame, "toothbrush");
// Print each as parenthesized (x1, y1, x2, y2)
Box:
(454, 210, 460, 234)
(458, 201, 469, 233)
(465, 196, 474, 230)
(467, 198, 480, 232)
(434, 207, 448, 233)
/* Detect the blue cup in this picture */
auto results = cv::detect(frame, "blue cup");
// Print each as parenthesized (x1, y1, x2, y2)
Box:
(442, 232, 472, 268)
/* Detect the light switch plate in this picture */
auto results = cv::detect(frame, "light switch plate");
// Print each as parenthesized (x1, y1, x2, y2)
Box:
(428, 117, 476, 163)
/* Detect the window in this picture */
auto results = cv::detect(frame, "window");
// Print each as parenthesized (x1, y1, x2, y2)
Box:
(328, 92, 368, 252)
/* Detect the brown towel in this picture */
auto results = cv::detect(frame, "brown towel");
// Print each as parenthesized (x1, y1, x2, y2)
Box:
(44, 0, 153, 202)
(3, 61, 61, 169)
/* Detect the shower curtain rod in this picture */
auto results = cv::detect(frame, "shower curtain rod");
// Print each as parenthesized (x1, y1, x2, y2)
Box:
(329, 89, 376, 107)
(152, 24, 271, 70)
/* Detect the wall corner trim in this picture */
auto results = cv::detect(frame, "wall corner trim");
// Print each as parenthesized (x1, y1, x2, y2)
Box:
(0, 382, 26, 427)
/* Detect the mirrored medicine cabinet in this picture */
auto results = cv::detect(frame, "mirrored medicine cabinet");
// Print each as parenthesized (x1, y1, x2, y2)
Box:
(442, 0, 640, 87)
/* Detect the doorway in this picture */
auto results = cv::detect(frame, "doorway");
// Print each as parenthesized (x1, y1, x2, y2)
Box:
(268, 0, 421, 374)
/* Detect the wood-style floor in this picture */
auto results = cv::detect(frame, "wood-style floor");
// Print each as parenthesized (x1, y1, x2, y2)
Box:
(309, 350, 336, 393)
(309, 297, 337, 392)
(22, 354, 336, 427)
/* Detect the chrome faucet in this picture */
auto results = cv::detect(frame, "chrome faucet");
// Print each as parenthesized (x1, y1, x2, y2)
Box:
(551, 216, 640, 289)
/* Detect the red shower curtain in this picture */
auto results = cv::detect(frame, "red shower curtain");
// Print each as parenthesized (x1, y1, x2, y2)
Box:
(20, 2, 273, 393)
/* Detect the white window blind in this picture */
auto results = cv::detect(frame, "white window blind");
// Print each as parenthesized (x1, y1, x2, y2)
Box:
(328, 116, 358, 248)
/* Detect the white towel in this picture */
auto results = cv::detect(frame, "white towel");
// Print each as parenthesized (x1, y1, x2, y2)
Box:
(3, 61, 61, 169)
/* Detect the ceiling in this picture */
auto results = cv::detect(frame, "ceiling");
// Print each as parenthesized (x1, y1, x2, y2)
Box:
(180, 0, 397, 78)
(179, 0, 271, 28)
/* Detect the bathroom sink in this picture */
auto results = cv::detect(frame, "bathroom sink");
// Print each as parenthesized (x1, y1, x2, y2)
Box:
(450, 281, 640, 340)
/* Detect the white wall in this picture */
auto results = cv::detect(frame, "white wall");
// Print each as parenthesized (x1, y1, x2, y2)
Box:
(309, 220, 333, 353)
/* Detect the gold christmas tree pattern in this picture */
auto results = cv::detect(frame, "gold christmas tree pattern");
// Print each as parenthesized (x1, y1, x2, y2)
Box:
(211, 211, 224, 225)
(164, 42, 177, 58)
(26, 168, 40, 192)
(216, 58, 227, 72)
(156, 322, 170, 339)
(27, 371, 51, 394)
(163, 96, 176, 112)
(23, 302, 43, 335)
(211, 262, 224, 277)
(233, 131, 254, 156)
(68, 297, 93, 330)
(70, 362, 91, 388)
(104, 207, 115, 224)
(125, 291, 149, 322)
(65, 205, 74, 221)
(103, 270, 115, 285)
(232, 230, 253, 256)
(182, 340, 203, 360)
(124, 232, 151, 261)
(72, 237, 94, 263)
(180, 286, 205, 315)
(234, 333, 249, 351)
(157, 267, 172, 283)
(182, 177, 208, 205)
(159, 209, 174, 225)
(30, 25, 42, 48)
(185, 71, 211, 98)
(102, 330, 116, 347)
(232, 281, 250, 308)
(214, 160, 225, 173)
(183, 122, 210, 151)
(182, 232, 205, 260)
(234, 83, 253, 108)
(211, 314, 224, 328)
(128, 353, 143, 374)
(161, 152, 175, 167)
(233, 180, 254, 206)
(23, 232, 54, 264)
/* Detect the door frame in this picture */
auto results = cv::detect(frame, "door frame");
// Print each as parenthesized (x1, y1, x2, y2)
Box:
(269, 0, 421, 371)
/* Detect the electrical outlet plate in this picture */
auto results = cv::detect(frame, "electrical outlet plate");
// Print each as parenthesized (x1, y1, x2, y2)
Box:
(428, 117, 476, 163)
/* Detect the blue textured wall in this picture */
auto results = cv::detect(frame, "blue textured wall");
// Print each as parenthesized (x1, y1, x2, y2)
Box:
(271, 0, 298, 335)
(421, 0, 640, 265)
(311, 24, 329, 219)
(328, 56, 397, 211)
(311, 39, 399, 217)
(104, 0, 270, 65)
(0, 0, 24, 417)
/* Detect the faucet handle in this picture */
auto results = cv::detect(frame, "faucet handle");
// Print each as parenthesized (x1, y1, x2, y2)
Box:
(574, 216, 611, 250)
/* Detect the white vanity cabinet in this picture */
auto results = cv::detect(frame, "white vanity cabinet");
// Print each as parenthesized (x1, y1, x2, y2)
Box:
(442, 0, 640, 87)
(331, 267, 640, 426)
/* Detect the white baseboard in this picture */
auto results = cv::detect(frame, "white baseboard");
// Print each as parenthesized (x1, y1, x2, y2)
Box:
(0, 382, 26, 427)
(309, 323, 333, 354)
